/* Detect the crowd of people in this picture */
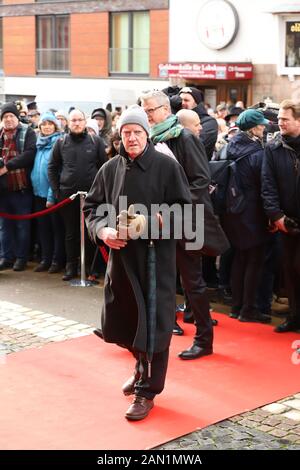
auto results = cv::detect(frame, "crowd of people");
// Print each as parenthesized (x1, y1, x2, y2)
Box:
(0, 89, 299, 420)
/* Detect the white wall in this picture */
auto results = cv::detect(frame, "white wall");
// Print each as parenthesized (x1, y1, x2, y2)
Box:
(4, 76, 168, 108)
(169, 0, 289, 65)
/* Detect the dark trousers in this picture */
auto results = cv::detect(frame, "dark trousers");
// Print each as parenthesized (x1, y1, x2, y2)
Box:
(176, 241, 213, 349)
(34, 196, 65, 265)
(219, 246, 235, 288)
(130, 348, 169, 400)
(59, 197, 94, 269)
(282, 234, 300, 321)
(231, 243, 266, 316)
(0, 189, 32, 261)
(256, 233, 280, 314)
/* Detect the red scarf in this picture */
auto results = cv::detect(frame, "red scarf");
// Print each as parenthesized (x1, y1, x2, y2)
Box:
(1, 128, 28, 191)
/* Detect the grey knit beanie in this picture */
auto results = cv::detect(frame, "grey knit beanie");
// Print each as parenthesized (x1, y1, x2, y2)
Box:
(117, 105, 150, 136)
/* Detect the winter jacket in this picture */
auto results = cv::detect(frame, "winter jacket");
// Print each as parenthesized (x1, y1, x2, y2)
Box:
(31, 132, 61, 203)
(222, 131, 269, 250)
(193, 103, 218, 160)
(48, 131, 107, 199)
(262, 134, 300, 221)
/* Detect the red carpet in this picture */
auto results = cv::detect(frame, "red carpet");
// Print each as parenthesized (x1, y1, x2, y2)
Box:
(0, 313, 299, 450)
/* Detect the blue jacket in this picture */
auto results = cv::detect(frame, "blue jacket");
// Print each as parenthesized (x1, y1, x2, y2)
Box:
(31, 132, 61, 203)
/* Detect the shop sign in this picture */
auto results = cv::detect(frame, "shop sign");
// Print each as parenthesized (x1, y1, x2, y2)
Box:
(158, 63, 253, 80)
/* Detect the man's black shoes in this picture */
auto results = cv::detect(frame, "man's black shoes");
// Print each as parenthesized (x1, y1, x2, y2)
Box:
(178, 344, 213, 360)
(172, 321, 184, 336)
(274, 319, 300, 333)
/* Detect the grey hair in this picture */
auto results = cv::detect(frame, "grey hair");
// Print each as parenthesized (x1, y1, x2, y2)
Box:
(140, 90, 171, 111)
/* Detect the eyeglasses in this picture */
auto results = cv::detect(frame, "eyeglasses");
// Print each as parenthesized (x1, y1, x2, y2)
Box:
(144, 105, 164, 115)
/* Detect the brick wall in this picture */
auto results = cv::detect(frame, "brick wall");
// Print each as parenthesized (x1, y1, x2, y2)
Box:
(150, 9, 169, 78)
(3, 16, 36, 76)
(70, 12, 109, 77)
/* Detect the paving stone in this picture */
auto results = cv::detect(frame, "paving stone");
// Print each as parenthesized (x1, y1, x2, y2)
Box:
(262, 403, 288, 414)
(46, 316, 65, 323)
(57, 320, 78, 327)
(276, 422, 297, 431)
(246, 413, 266, 422)
(38, 330, 62, 339)
(281, 399, 300, 411)
(294, 393, 300, 400)
(285, 434, 300, 443)
(262, 416, 285, 426)
(282, 410, 300, 421)
(256, 424, 274, 433)
(269, 428, 289, 438)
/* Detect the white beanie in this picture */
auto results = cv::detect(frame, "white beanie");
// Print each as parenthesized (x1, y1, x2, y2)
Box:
(86, 118, 99, 136)
(117, 105, 150, 136)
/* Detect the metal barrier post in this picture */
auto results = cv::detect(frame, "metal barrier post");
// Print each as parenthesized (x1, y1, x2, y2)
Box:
(70, 192, 93, 287)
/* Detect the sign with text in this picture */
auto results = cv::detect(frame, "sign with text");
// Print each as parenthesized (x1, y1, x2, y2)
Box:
(158, 63, 253, 80)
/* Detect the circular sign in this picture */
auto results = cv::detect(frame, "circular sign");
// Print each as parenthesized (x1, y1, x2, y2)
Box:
(196, 0, 239, 50)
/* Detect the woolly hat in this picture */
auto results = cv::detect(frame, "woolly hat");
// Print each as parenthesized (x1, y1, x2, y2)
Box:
(117, 105, 150, 136)
(55, 110, 68, 120)
(39, 111, 59, 129)
(236, 109, 269, 131)
(91, 108, 106, 119)
(1, 102, 20, 120)
(179, 86, 204, 105)
(86, 118, 99, 135)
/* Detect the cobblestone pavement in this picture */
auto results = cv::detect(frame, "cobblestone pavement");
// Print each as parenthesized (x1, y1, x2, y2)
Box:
(0, 299, 300, 450)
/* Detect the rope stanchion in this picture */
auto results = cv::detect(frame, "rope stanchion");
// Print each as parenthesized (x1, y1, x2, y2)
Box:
(70, 191, 93, 288)
(0, 193, 79, 220)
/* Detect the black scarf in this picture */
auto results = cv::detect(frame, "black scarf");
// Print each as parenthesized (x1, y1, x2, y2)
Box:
(283, 134, 300, 157)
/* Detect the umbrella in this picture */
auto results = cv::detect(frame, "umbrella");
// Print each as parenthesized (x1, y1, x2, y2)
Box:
(146, 240, 156, 378)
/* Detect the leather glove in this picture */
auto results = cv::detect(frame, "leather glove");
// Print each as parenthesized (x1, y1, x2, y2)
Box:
(283, 216, 300, 235)
(117, 204, 146, 240)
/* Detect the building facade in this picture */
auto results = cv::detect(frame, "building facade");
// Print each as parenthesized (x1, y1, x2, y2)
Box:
(162, 0, 300, 108)
(0, 0, 169, 110)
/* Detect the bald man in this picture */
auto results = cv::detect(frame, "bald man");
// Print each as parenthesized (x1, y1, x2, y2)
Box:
(176, 109, 202, 137)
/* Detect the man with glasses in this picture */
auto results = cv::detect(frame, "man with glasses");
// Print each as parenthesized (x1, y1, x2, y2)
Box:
(48, 109, 107, 281)
(140, 90, 228, 360)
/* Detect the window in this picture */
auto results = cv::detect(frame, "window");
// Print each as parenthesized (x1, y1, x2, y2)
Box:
(36, 15, 69, 73)
(278, 16, 300, 75)
(110, 11, 150, 75)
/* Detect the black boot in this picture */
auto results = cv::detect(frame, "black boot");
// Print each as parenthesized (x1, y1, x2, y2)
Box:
(274, 317, 300, 333)
(62, 262, 78, 281)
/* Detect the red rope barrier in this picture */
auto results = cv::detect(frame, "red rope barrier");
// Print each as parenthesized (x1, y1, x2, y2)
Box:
(0, 196, 73, 220)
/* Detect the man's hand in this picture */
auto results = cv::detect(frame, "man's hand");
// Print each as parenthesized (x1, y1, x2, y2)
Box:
(0, 166, 8, 176)
(46, 201, 55, 208)
(274, 216, 288, 233)
(98, 227, 127, 249)
(117, 204, 146, 240)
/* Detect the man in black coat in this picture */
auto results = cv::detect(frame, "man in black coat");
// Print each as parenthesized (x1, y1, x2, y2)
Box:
(262, 99, 300, 333)
(84, 105, 191, 421)
(48, 109, 107, 280)
(140, 90, 229, 360)
(179, 86, 218, 161)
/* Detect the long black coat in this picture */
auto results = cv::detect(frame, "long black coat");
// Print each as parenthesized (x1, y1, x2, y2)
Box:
(84, 142, 191, 353)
